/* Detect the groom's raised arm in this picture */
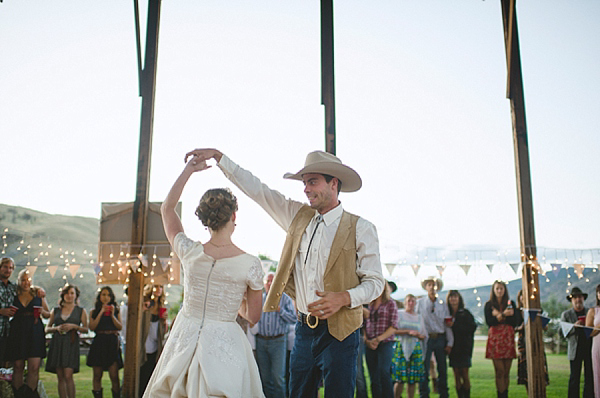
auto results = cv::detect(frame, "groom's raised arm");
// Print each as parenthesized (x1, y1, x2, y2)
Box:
(186, 148, 305, 231)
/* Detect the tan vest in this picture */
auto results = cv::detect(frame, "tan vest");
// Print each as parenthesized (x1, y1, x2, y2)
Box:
(264, 205, 363, 341)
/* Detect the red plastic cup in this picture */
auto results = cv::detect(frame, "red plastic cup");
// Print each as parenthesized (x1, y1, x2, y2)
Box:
(578, 316, 586, 323)
(9, 305, 18, 313)
(104, 305, 113, 316)
(159, 307, 167, 319)
(33, 306, 42, 318)
(445, 316, 453, 326)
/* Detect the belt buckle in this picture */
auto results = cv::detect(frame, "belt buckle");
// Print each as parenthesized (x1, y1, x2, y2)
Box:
(307, 313, 318, 329)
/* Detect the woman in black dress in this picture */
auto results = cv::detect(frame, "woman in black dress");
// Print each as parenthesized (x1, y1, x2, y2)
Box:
(45, 284, 88, 398)
(87, 286, 123, 398)
(446, 290, 477, 398)
(6, 269, 50, 397)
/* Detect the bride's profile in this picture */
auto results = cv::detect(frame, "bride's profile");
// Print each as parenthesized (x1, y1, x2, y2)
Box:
(141, 154, 265, 397)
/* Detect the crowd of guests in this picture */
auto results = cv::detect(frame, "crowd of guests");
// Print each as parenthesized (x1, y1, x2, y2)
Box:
(3, 251, 600, 398)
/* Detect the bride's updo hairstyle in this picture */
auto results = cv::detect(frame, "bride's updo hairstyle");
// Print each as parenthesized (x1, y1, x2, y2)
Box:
(195, 188, 238, 231)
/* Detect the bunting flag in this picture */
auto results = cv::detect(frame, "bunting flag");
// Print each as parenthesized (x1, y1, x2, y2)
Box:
(130, 260, 140, 273)
(486, 264, 495, 273)
(459, 264, 471, 275)
(509, 263, 520, 275)
(47, 265, 58, 278)
(93, 263, 102, 275)
(573, 264, 585, 279)
(138, 254, 149, 268)
(527, 309, 540, 323)
(583, 326, 594, 339)
(560, 321, 574, 337)
(25, 265, 37, 278)
(385, 263, 396, 276)
(411, 264, 420, 276)
(160, 258, 170, 272)
(540, 315, 551, 328)
(551, 264, 561, 277)
(69, 264, 80, 278)
(436, 265, 445, 277)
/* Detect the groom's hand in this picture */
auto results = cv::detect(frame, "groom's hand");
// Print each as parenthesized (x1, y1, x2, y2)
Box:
(185, 148, 223, 164)
(308, 290, 351, 320)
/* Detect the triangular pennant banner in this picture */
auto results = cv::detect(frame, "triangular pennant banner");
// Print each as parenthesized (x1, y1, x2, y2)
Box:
(138, 254, 149, 268)
(160, 258, 170, 272)
(551, 264, 561, 278)
(436, 265, 445, 277)
(560, 321, 574, 337)
(540, 315, 551, 328)
(459, 264, 471, 275)
(583, 326, 594, 339)
(25, 265, 37, 278)
(93, 263, 102, 275)
(385, 263, 396, 277)
(486, 264, 495, 273)
(573, 264, 585, 279)
(69, 264, 80, 279)
(47, 265, 58, 278)
(509, 263, 520, 274)
(411, 264, 420, 277)
(528, 309, 539, 323)
(523, 310, 530, 325)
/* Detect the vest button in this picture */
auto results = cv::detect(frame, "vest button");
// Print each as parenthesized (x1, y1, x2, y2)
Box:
(270, 305, 275, 309)
(276, 292, 281, 297)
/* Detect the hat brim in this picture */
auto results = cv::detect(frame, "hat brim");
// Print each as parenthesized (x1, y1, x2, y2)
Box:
(284, 162, 362, 193)
(421, 277, 443, 292)
(567, 293, 588, 301)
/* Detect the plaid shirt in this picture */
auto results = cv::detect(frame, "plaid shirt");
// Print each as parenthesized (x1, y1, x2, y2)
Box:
(0, 280, 17, 337)
(366, 299, 398, 343)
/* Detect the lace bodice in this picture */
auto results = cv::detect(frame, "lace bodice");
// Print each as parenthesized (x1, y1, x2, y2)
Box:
(174, 232, 264, 324)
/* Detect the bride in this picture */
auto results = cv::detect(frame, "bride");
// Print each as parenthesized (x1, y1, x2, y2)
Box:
(142, 154, 265, 397)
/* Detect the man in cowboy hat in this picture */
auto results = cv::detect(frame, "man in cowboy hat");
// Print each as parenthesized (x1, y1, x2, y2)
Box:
(416, 276, 453, 398)
(186, 148, 385, 397)
(561, 287, 594, 398)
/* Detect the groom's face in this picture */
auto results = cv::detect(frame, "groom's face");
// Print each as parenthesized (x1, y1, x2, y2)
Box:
(302, 173, 337, 213)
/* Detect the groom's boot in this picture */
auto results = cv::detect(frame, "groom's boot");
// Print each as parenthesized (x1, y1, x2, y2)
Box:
(92, 388, 103, 398)
(111, 389, 120, 398)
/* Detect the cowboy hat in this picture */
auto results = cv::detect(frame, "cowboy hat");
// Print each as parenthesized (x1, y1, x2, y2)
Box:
(567, 286, 588, 301)
(283, 150, 362, 192)
(421, 276, 443, 292)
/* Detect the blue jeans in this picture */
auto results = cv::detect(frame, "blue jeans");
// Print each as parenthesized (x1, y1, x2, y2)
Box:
(355, 336, 368, 398)
(255, 335, 287, 398)
(420, 335, 448, 398)
(290, 321, 359, 398)
(365, 340, 394, 398)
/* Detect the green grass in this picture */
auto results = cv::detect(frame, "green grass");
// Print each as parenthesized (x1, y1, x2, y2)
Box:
(28, 342, 576, 397)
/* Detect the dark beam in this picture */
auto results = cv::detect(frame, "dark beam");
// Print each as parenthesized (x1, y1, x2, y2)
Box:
(123, 0, 161, 397)
(321, 0, 336, 155)
(500, 0, 546, 396)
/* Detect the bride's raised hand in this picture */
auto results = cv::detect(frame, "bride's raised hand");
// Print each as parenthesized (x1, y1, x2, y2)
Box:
(186, 155, 210, 173)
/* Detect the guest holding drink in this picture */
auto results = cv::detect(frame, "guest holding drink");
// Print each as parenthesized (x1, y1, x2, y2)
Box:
(87, 286, 123, 398)
(391, 294, 427, 398)
(585, 284, 600, 398)
(484, 281, 520, 398)
(446, 290, 477, 398)
(365, 281, 398, 398)
(6, 269, 50, 397)
(45, 284, 88, 398)
(139, 284, 167, 397)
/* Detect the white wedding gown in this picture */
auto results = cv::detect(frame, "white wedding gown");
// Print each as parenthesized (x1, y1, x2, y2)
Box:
(143, 232, 265, 398)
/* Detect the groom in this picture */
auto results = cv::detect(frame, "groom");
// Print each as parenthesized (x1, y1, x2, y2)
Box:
(187, 148, 384, 397)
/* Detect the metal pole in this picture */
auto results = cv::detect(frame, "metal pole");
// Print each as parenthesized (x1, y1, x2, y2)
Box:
(321, 0, 336, 155)
(500, 0, 546, 396)
(123, 1, 161, 396)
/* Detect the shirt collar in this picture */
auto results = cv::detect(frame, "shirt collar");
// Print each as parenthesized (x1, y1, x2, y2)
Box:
(317, 202, 343, 227)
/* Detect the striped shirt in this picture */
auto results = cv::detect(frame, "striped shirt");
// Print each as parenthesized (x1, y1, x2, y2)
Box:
(0, 280, 17, 337)
(257, 292, 296, 337)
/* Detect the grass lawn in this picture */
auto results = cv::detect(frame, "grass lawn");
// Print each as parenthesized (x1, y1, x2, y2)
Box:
(31, 341, 574, 397)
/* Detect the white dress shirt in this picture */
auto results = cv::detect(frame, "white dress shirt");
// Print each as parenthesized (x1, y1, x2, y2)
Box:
(416, 295, 454, 347)
(218, 154, 384, 315)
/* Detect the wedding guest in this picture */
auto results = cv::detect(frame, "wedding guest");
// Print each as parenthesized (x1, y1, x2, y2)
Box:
(45, 284, 88, 398)
(585, 284, 600, 398)
(416, 276, 453, 398)
(0, 257, 17, 368)
(365, 281, 398, 398)
(87, 286, 123, 398)
(484, 281, 520, 398)
(6, 270, 51, 397)
(561, 286, 593, 398)
(391, 294, 427, 398)
(138, 284, 167, 397)
(446, 290, 477, 398)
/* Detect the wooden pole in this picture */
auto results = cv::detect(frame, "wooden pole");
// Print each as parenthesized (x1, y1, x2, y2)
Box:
(321, 0, 336, 155)
(123, 1, 161, 397)
(499, 0, 546, 396)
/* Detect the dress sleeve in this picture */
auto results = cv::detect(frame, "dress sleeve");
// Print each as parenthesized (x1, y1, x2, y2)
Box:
(173, 232, 201, 272)
(485, 301, 499, 327)
(246, 257, 265, 291)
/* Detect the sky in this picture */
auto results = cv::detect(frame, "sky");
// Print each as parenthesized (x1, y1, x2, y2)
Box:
(1, 1, 599, 292)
